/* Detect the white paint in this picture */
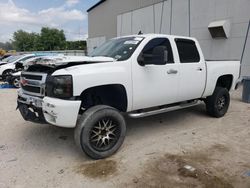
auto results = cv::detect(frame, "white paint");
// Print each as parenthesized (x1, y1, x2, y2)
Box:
(57, 34, 240, 116)
(130, 36, 179, 109)
(19, 34, 241, 128)
(175, 40, 207, 101)
(43, 97, 81, 128)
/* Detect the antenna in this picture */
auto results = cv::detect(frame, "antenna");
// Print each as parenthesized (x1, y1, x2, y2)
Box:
(138, 31, 143, 35)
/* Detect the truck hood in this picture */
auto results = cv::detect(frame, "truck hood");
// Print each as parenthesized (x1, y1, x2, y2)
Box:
(26, 56, 115, 67)
(25, 56, 116, 73)
(0, 61, 8, 66)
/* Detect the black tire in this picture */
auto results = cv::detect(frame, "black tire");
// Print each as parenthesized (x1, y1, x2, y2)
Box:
(12, 77, 20, 88)
(2, 69, 14, 81)
(205, 87, 230, 118)
(74, 105, 126, 159)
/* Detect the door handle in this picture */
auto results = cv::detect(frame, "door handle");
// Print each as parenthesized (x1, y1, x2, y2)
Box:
(197, 67, 203, 71)
(167, 69, 178, 74)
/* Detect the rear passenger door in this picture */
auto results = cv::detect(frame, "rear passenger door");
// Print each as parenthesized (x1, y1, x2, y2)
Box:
(175, 38, 206, 101)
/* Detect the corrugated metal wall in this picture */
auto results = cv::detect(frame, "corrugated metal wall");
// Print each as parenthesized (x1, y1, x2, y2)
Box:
(241, 21, 250, 77)
(88, 0, 250, 76)
(117, 0, 190, 37)
(88, 0, 164, 39)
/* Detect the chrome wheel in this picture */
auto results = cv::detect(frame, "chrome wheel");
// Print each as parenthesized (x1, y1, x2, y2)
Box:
(75, 105, 126, 159)
(90, 118, 120, 151)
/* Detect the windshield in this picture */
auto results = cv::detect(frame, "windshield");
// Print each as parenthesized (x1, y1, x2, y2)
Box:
(89, 37, 144, 61)
(3, 55, 23, 63)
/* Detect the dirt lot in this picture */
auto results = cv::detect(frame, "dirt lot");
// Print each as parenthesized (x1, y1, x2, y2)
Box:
(0, 88, 250, 188)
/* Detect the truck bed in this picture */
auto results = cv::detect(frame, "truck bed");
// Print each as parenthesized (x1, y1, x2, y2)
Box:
(202, 60, 240, 97)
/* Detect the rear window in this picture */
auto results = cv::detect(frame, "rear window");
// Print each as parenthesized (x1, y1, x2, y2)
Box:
(175, 39, 200, 63)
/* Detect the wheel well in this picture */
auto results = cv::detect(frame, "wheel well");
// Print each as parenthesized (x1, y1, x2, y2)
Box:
(3, 69, 13, 74)
(216, 75, 233, 91)
(80, 84, 128, 112)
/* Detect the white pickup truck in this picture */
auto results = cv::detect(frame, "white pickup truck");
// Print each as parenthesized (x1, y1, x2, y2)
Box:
(17, 34, 240, 159)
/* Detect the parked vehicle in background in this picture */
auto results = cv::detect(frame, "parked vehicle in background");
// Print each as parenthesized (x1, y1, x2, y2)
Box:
(0, 54, 45, 80)
(5, 56, 39, 88)
(0, 54, 34, 80)
(0, 54, 12, 61)
(0, 55, 14, 65)
(6, 55, 66, 88)
(17, 34, 240, 159)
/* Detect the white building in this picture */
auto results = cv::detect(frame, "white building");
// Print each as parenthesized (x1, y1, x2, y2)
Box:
(87, 0, 250, 77)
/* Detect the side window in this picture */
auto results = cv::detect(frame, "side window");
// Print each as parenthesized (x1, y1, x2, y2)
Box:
(141, 38, 174, 64)
(175, 39, 200, 63)
(19, 56, 34, 62)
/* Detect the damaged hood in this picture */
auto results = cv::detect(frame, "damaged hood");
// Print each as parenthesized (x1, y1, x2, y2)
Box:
(25, 56, 116, 73)
(25, 56, 116, 68)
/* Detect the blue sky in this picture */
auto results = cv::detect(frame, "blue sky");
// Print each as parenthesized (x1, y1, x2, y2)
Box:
(0, 0, 99, 42)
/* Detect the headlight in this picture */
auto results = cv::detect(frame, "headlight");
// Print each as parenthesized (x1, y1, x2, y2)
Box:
(46, 75, 73, 98)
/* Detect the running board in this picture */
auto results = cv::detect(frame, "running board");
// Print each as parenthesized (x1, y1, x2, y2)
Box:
(128, 100, 200, 118)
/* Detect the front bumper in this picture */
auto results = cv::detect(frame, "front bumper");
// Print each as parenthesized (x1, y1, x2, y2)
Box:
(18, 90, 81, 128)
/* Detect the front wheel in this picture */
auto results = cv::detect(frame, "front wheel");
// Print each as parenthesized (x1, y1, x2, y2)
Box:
(12, 77, 20, 88)
(74, 105, 126, 159)
(205, 87, 230, 118)
(2, 69, 14, 81)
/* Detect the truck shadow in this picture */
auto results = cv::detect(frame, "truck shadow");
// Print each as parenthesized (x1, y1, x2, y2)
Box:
(22, 103, 208, 161)
(125, 103, 208, 132)
(21, 123, 88, 160)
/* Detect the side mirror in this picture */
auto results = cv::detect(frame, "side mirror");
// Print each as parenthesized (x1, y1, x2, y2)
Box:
(138, 46, 168, 66)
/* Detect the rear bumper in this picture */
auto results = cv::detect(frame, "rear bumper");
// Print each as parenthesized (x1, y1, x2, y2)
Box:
(17, 90, 81, 128)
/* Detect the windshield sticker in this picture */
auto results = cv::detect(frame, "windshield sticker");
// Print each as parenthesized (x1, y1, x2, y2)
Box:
(114, 55, 122, 60)
(134, 37, 143, 41)
(124, 40, 139, 45)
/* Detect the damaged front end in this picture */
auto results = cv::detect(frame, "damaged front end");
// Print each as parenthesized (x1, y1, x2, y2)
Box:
(17, 90, 47, 124)
(17, 55, 114, 127)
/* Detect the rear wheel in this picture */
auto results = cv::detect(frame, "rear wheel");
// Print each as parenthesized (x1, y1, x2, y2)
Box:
(74, 105, 126, 159)
(205, 87, 230, 118)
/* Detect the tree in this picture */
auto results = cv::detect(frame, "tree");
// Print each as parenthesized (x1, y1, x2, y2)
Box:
(66, 40, 86, 50)
(0, 42, 14, 51)
(12, 30, 38, 51)
(40, 27, 66, 51)
(7, 27, 85, 52)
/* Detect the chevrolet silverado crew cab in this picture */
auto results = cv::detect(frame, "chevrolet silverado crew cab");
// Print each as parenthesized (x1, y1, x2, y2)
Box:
(17, 34, 240, 159)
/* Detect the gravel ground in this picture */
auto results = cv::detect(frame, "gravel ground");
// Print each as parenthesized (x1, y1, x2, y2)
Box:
(0, 88, 250, 188)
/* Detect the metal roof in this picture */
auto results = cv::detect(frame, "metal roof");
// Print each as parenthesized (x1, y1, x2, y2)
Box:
(87, 0, 107, 12)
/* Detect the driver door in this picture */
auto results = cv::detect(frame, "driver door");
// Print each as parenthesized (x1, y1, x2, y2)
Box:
(131, 38, 180, 110)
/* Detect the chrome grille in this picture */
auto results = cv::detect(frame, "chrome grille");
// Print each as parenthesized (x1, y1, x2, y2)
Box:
(20, 72, 47, 97)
